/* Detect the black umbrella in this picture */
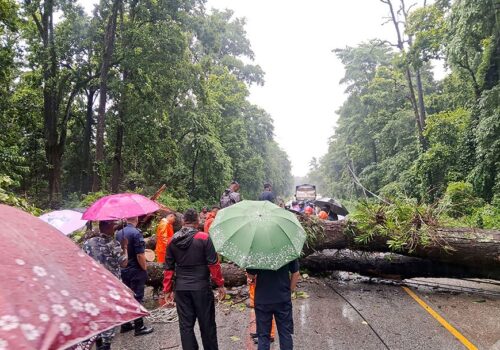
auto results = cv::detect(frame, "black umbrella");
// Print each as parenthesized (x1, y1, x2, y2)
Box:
(313, 197, 349, 216)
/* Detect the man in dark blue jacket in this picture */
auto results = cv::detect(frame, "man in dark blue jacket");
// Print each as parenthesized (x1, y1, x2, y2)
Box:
(258, 183, 276, 203)
(116, 216, 154, 336)
(247, 260, 300, 350)
(163, 209, 225, 350)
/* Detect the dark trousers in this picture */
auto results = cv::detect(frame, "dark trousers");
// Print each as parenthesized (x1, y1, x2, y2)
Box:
(175, 289, 218, 350)
(255, 301, 294, 350)
(121, 267, 148, 303)
(121, 267, 148, 329)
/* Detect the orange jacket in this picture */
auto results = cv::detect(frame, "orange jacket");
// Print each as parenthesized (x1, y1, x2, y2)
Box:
(318, 211, 328, 220)
(156, 218, 174, 263)
(204, 213, 215, 234)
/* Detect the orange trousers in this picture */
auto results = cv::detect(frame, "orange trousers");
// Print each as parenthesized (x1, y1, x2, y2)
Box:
(249, 282, 276, 338)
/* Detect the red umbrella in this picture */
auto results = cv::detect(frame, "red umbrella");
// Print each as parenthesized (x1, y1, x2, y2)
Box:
(82, 193, 160, 221)
(0, 205, 148, 350)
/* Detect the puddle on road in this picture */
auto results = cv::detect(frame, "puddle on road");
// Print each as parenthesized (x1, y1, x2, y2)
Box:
(299, 300, 310, 326)
(341, 304, 358, 323)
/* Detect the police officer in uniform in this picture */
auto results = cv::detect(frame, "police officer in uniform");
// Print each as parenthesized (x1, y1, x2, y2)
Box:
(116, 216, 154, 336)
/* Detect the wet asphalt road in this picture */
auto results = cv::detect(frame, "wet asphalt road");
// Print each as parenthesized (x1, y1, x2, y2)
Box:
(113, 277, 500, 350)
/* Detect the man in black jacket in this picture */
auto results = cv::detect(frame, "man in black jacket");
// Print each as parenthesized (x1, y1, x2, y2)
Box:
(247, 260, 300, 350)
(258, 183, 276, 203)
(163, 209, 225, 350)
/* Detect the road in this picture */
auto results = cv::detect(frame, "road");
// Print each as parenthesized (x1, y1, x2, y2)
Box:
(114, 276, 500, 350)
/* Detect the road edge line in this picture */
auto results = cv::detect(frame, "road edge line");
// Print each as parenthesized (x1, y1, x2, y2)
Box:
(402, 286, 478, 350)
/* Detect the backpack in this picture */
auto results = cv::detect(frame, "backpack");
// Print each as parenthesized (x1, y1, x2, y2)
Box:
(220, 189, 235, 209)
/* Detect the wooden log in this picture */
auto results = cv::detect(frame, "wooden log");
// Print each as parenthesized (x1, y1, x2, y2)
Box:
(143, 217, 500, 288)
(146, 262, 247, 290)
(309, 220, 500, 272)
(301, 249, 500, 280)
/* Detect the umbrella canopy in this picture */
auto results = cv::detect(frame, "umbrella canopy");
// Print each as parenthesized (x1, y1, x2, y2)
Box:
(0, 204, 148, 350)
(82, 193, 160, 221)
(313, 197, 349, 216)
(209, 200, 306, 270)
(39, 210, 87, 236)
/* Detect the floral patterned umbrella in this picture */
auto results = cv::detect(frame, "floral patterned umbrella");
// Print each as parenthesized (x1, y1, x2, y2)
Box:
(82, 193, 160, 221)
(0, 205, 148, 350)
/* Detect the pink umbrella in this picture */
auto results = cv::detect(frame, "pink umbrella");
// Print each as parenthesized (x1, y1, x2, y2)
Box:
(82, 193, 160, 221)
(39, 210, 87, 236)
(0, 204, 148, 350)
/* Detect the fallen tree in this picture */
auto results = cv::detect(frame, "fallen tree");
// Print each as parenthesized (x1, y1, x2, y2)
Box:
(145, 214, 500, 289)
(301, 249, 500, 280)
(307, 220, 500, 272)
(146, 262, 247, 290)
(146, 248, 500, 290)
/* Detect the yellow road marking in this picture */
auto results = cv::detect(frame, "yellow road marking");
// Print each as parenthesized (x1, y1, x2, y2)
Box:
(402, 286, 478, 350)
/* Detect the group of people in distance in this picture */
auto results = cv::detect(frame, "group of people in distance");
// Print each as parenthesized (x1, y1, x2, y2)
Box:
(290, 200, 338, 221)
(80, 181, 299, 350)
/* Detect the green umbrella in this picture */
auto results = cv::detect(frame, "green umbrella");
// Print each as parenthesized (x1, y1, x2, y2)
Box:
(209, 200, 307, 270)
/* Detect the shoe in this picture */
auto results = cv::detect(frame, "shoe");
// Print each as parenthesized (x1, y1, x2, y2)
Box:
(96, 343, 111, 350)
(134, 326, 154, 336)
(252, 337, 274, 344)
(120, 323, 134, 333)
(250, 333, 258, 339)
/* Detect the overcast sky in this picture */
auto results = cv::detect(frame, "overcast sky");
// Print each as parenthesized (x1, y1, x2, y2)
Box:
(207, 0, 402, 176)
(80, 0, 415, 176)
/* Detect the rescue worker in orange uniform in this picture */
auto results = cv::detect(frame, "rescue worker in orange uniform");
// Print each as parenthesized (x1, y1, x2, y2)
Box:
(203, 206, 220, 234)
(318, 210, 329, 220)
(155, 213, 176, 264)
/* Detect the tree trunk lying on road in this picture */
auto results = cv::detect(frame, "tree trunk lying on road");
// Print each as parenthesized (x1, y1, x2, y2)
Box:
(146, 262, 248, 291)
(301, 249, 500, 280)
(146, 249, 500, 290)
(311, 220, 500, 273)
(145, 219, 500, 290)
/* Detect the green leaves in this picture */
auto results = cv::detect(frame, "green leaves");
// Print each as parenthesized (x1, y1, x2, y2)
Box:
(310, 0, 498, 210)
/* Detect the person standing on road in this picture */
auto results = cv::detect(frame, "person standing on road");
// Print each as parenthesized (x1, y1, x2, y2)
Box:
(80, 220, 128, 350)
(204, 205, 220, 234)
(155, 213, 176, 264)
(258, 183, 276, 203)
(116, 216, 154, 336)
(163, 209, 225, 350)
(220, 181, 241, 208)
(247, 260, 300, 350)
(248, 184, 278, 344)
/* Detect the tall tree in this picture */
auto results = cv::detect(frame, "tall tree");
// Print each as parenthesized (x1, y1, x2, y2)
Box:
(380, 0, 429, 149)
(23, 0, 92, 206)
(92, 0, 121, 191)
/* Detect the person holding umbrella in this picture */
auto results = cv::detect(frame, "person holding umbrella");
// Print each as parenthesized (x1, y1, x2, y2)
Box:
(209, 200, 307, 350)
(247, 260, 300, 349)
(80, 220, 128, 350)
(116, 216, 154, 336)
(163, 209, 225, 350)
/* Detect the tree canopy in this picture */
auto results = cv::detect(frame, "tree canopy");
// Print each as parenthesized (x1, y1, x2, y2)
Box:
(309, 0, 499, 209)
(0, 0, 292, 208)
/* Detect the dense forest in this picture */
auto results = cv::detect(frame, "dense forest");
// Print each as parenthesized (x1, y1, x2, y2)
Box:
(308, 0, 499, 226)
(1, 0, 499, 225)
(0, 0, 293, 209)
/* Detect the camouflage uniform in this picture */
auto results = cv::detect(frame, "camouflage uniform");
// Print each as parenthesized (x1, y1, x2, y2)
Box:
(83, 233, 126, 278)
(80, 233, 126, 349)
